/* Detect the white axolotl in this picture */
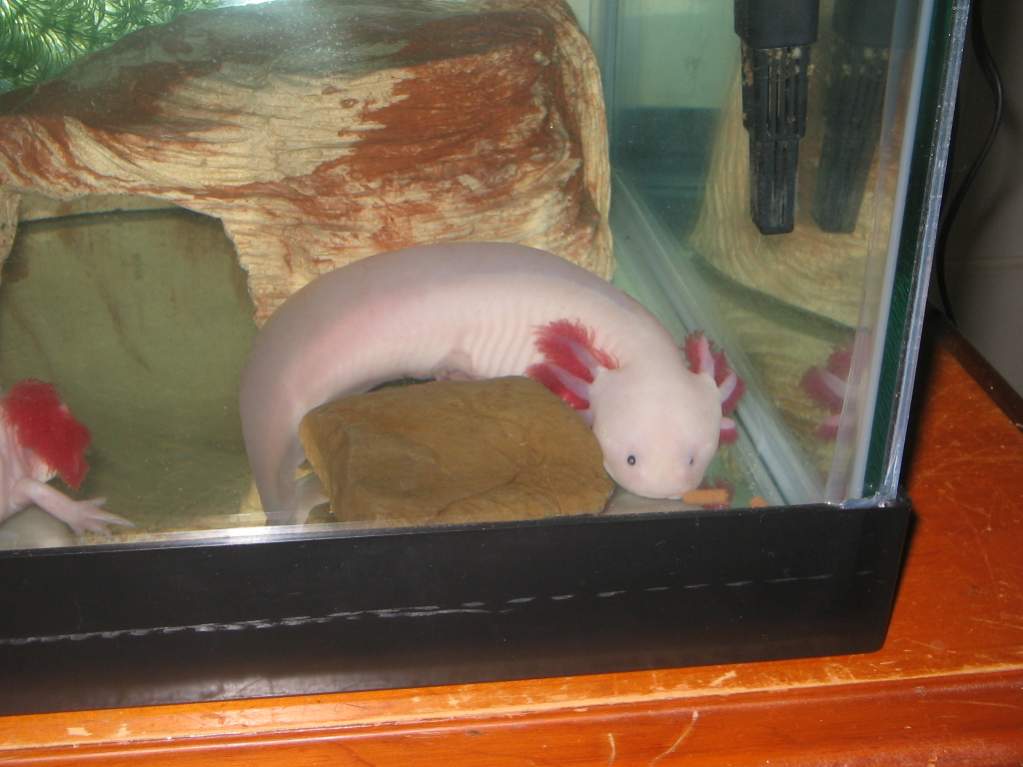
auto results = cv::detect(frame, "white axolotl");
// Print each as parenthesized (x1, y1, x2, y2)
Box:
(0, 380, 129, 536)
(240, 243, 744, 524)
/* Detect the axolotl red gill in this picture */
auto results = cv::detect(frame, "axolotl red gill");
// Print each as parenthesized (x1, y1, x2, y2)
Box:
(0, 380, 129, 536)
(240, 243, 744, 524)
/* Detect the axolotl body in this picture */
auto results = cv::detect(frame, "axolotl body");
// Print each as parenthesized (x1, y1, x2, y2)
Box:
(0, 380, 128, 536)
(240, 243, 743, 524)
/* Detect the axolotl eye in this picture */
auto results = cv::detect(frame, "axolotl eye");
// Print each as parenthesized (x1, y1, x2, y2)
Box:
(627, 454, 637, 466)
(688, 455, 695, 466)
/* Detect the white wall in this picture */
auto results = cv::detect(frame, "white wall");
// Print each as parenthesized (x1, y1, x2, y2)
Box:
(942, 2, 1023, 394)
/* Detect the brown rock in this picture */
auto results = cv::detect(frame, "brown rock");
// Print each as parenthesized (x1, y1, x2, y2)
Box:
(299, 377, 613, 527)
(0, 0, 610, 324)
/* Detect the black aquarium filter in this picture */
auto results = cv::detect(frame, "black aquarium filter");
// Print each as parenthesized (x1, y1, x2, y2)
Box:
(812, 0, 897, 233)
(734, 0, 819, 235)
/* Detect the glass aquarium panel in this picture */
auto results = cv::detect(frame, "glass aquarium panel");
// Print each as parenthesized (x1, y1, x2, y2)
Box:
(0, 0, 941, 549)
(604, 0, 933, 507)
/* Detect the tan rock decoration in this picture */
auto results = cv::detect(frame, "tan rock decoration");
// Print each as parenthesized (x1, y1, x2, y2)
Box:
(0, 0, 611, 324)
(299, 377, 614, 528)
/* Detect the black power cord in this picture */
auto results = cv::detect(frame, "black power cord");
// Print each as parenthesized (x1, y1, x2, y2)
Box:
(934, 0, 1004, 327)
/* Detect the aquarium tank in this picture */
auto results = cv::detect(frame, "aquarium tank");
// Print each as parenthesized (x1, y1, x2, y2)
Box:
(0, 0, 965, 712)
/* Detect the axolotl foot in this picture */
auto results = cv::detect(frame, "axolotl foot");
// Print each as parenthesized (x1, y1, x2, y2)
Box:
(13, 478, 132, 537)
(801, 345, 853, 440)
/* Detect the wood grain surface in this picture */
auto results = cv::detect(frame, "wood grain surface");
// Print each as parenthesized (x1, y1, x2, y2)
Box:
(2, 321, 1021, 765)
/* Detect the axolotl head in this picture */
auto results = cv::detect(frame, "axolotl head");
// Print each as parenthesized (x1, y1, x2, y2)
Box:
(528, 323, 744, 500)
(590, 363, 724, 499)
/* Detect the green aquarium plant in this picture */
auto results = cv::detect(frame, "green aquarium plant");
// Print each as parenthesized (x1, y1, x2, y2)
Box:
(0, 0, 223, 92)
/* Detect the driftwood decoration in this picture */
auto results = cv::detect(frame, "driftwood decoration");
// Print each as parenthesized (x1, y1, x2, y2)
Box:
(0, 0, 610, 323)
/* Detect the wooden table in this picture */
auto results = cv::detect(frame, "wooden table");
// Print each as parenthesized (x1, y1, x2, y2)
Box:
(3, 321, 1022, 765)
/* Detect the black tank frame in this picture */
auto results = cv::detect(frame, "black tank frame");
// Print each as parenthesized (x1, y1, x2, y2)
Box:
(0, 501, 910, 714)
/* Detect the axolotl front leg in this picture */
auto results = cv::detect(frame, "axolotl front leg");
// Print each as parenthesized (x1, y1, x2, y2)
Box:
(8, 478, 120, 536)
